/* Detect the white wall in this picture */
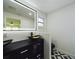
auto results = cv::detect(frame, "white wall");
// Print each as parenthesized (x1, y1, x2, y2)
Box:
(47, 3, 75, 56)
(3, 31, 31, 42)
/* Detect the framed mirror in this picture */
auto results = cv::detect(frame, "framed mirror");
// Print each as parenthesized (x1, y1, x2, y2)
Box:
(3, 0, 37, 31)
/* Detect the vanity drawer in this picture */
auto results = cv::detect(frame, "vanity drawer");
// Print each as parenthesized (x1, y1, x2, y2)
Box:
(15, 46, 32, 58)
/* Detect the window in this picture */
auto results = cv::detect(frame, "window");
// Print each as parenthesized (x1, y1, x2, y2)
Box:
(38, 18, 44, 27)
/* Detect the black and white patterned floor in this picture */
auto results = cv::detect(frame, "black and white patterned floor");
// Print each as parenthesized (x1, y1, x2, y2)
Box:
(51, 49, 72, 59)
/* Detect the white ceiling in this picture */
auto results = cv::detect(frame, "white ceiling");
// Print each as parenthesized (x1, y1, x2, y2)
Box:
(23, 0, 75, 13)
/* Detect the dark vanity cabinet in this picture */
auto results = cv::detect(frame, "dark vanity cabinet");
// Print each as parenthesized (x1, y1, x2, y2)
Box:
(3, 39, 44, 59)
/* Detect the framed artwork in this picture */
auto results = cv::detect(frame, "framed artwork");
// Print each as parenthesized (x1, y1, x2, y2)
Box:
(6, 17, 21, 28)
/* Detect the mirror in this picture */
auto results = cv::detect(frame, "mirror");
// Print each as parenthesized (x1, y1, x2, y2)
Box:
(3, 0, 37, 31)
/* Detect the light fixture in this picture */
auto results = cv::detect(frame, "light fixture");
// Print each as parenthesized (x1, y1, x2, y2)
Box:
(38, 18, 44, 22)
(28, 13, 32, 15)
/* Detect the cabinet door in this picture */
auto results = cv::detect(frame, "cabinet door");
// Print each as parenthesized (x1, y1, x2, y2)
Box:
(15, 46, 32, 59)
(32, 40, 44, 59)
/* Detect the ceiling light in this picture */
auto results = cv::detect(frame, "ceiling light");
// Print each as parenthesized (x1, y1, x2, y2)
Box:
(28, 13, 32, 15)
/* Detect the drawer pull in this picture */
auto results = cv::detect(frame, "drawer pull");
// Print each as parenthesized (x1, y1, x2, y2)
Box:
(20, 49, 28, 54)
(37, 54, 40, 57)
(25, 58, 28, 59)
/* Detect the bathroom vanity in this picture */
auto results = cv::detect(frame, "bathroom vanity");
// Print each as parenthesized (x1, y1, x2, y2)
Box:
(4, 38, 44, 59)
